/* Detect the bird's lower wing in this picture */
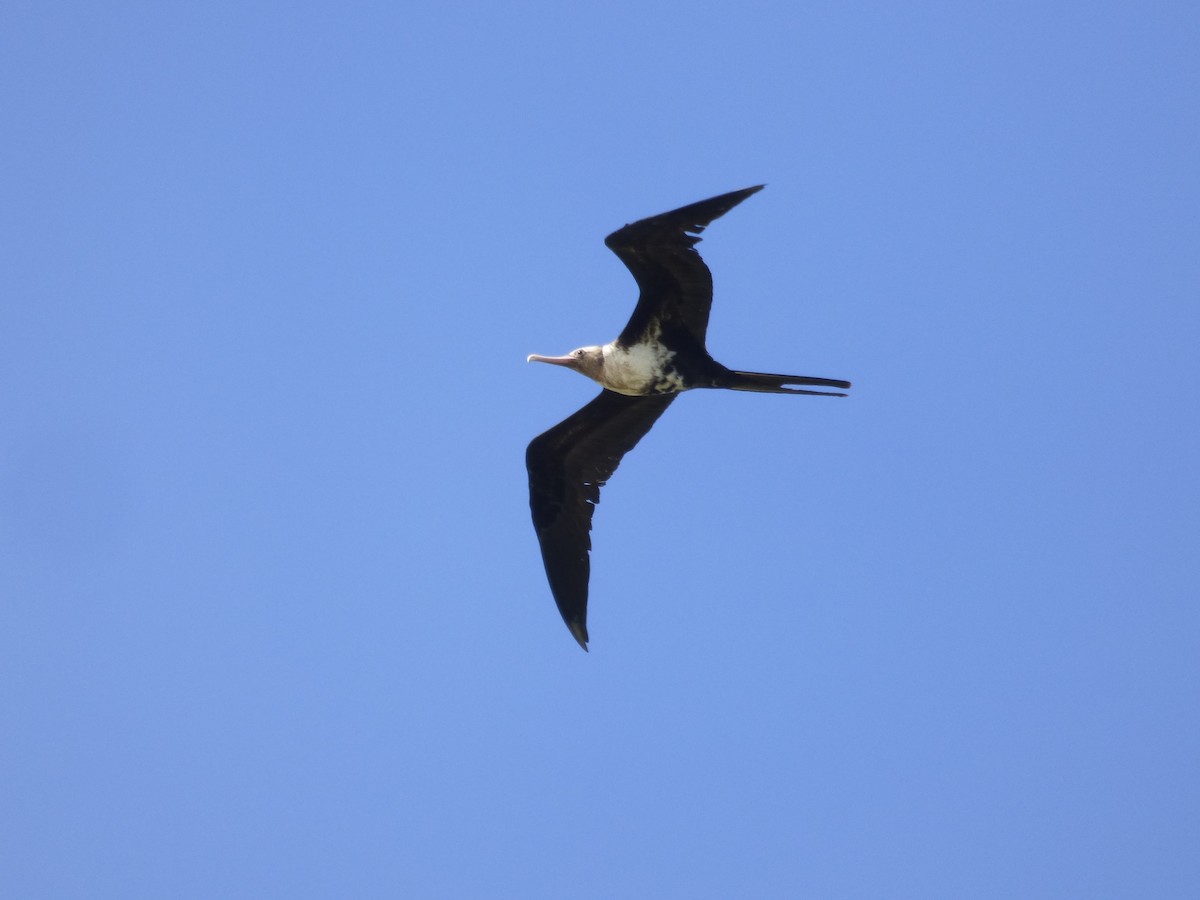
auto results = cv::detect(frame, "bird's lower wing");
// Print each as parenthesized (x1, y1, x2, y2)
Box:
(526, 390, 676, 649)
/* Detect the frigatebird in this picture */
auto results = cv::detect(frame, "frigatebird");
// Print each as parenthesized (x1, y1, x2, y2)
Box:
(526, 185, 850, 650)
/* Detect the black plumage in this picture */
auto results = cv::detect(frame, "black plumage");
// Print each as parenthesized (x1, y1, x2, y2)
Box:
(526, 187, 850, 649)
(526, 391, 674, 649)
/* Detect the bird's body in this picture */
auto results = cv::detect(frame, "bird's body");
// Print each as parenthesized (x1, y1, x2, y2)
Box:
(599, 338, 684, 395)
(527, 186, 849, 650)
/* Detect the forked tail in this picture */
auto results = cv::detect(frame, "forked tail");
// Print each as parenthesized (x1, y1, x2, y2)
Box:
(726, 370, 851, 396)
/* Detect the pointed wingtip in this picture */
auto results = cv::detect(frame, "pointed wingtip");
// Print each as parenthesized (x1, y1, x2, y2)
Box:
(727, 185, 765, 202)
(567, 621, 590, 652)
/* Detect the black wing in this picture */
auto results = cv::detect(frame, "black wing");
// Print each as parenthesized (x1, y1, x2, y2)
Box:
(526, 390, 676, 650)
(606, 185, 764, 349)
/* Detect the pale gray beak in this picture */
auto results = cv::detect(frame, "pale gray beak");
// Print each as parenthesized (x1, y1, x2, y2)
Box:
(526, 353, 577, 367)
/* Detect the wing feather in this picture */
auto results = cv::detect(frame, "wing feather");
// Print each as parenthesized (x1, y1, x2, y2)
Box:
(526, 390, 676, 648)
(605, 185, 764, 347)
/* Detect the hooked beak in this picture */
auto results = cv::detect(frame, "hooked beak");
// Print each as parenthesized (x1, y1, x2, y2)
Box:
(526, 353, 577, 368)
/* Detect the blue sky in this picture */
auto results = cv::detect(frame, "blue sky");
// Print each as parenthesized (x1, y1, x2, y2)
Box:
(2, 1, 1198, 897)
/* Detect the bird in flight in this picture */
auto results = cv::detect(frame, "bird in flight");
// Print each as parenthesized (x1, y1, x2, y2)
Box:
(526, 186, 850, 650)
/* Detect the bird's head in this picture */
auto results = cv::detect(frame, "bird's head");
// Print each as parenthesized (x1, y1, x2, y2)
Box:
(526, 346, 606, 385)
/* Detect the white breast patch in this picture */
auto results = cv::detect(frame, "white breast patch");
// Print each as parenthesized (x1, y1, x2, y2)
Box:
(601, 340, 682, 396)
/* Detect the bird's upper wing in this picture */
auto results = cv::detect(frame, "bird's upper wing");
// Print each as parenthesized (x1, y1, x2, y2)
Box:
(526, 389, 676, 649)
(606, 185, 764, 348)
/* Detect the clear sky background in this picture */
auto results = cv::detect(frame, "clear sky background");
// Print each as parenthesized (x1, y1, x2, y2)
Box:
(2, 2, 1198, 897)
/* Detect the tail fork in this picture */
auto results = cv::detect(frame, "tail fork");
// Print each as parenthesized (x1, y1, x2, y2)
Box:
(726, 370, 851, 396)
